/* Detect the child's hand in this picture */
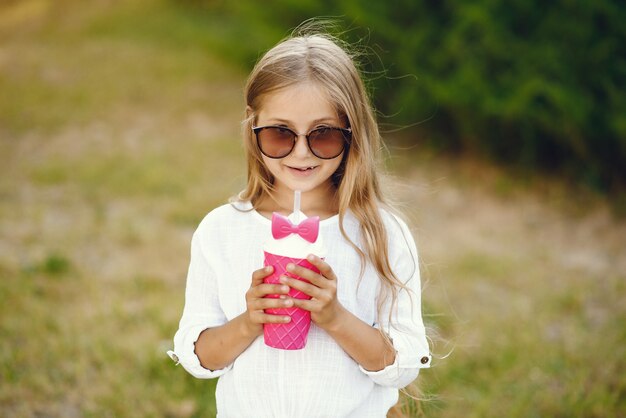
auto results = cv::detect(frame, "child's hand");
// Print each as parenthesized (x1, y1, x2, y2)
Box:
(244, 266, 293, 337)
(282, 255, 347, 330)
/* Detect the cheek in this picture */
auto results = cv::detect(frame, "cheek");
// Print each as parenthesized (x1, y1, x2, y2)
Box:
(328, 154, 346, 184)
(326, 154, 344, 174)
(261, 156, 278, 174)
(261, 154, 274, 171)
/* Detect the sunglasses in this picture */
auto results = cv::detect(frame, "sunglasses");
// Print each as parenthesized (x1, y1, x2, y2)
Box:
(252, 125, 351, 159)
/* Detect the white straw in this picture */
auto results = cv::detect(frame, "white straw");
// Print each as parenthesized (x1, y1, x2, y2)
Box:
(294, 190, 301, 223)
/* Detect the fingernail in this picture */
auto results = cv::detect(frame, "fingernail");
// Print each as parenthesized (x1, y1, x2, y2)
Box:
(266, 266, 273, 272)
(281, 285, 289, 293)
(307, 255, 315, 261)
(284, 316, 291, 322)
(283, 299, 291, 306)
(286, 264, 294, 271)
(279, 276, 287, 284)
(279, 295, 286, 300)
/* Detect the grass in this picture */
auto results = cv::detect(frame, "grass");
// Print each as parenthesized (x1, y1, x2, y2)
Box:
(1, 0, 625, 417)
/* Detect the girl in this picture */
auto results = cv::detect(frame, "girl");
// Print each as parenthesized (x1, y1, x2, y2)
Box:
(168, 28, 431, 418)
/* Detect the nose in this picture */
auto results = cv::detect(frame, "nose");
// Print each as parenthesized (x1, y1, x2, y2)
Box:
(291, 133, 311, 158)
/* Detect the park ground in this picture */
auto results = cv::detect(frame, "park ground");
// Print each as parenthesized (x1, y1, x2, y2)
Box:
(1, 1, 625, 416)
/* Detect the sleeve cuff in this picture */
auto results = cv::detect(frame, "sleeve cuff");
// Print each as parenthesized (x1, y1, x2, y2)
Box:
(358, 328, 431, 388)
(358, 350, 431, 388)
(169, 324, 232, 379)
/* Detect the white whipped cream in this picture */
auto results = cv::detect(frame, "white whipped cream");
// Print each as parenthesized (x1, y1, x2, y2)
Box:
(263, 211, 327, 259)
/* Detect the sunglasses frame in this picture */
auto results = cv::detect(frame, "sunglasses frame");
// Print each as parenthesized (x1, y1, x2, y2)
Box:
(252, 125, 352, 160)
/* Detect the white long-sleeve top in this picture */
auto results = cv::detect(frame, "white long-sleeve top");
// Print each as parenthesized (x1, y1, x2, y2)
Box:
(168, 201, 430, 418)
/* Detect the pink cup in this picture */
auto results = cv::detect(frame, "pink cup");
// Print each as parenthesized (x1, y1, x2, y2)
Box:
(263, 251, 320, 350)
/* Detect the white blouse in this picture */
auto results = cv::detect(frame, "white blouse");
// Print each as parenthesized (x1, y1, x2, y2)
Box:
(168, 202, 430, 418)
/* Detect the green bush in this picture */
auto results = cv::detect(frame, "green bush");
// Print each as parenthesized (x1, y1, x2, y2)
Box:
(173, 0, 626, 190)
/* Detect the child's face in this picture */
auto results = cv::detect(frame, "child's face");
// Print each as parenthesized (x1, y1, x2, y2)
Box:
(256, 82, 345, 196)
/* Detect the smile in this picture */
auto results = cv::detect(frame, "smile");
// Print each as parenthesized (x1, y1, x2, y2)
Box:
(286, 165, 319, 177)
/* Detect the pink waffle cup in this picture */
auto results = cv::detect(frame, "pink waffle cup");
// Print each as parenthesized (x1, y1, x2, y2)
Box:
(263, 251, 320, 350)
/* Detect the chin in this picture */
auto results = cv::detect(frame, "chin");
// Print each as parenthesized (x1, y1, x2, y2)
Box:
(277, 177, 330, 194)
(284, 182, 319, 193)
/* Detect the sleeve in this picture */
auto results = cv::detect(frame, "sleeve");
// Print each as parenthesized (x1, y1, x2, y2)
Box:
(167, 221, 232, 379)
(359, 215, 431, 388)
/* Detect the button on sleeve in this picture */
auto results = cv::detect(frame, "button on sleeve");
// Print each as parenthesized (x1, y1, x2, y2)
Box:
(170, 224, 232, 379)
(359, 213, 431, 388)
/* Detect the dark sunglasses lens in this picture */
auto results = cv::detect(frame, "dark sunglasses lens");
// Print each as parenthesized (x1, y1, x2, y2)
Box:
(308, 128, 346, 159)
(257, 127, 294, 158)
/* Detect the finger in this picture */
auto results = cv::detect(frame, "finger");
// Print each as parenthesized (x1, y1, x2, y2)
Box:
(285, 264, 325, 288)
(290, 298, 316, 312)
(251, 265, 274, 286)
(306, 255, 337, 281)
(280, 275, 322, 299)
(254, 313, 292, 324)
(250, 296, 294, 311)
(251, 283, 290, 298)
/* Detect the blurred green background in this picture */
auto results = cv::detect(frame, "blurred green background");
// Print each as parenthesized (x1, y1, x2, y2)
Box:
(174, 0, 626, 193)
(1, 0, 625, 417)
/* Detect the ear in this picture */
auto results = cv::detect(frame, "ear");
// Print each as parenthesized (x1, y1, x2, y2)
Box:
(246, 105, 255, 120)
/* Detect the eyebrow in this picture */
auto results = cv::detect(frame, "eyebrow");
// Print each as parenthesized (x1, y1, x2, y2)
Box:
(267, 117, 339, 126)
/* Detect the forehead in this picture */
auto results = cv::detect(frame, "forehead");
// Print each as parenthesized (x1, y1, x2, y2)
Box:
(256, 82, 340, 125)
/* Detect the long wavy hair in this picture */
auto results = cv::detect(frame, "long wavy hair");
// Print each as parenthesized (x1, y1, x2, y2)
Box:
(235, 27, 412, 339)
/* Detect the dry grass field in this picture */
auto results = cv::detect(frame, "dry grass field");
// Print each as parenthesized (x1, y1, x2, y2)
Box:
(1, 1, 625, 417)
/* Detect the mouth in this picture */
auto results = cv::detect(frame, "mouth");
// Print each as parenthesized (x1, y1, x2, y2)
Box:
(289, 165, 317, 171)
(286, 165, 319, 177)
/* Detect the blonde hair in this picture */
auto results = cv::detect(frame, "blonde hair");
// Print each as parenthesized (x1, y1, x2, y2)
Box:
(236, 27, 411, 336)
